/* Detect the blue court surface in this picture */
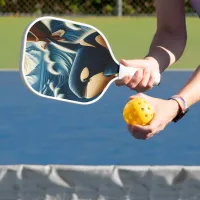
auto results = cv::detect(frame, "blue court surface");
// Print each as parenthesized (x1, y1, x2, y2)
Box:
(0, 71, 199, 165)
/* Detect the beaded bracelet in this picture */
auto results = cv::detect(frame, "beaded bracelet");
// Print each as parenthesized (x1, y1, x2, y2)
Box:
(169, 95, 188, 113)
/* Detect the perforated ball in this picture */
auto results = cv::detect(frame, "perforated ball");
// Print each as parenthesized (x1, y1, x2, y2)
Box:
(123, 97, 155, 126)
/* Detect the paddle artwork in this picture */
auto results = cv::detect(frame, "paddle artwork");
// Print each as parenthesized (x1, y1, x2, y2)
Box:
(20, 16, 160, 105)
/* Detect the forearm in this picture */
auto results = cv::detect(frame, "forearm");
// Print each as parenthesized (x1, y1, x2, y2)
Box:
(145, 31, 187, 73)
(144, 0, 187, 73)
(176, 66, 200, 107)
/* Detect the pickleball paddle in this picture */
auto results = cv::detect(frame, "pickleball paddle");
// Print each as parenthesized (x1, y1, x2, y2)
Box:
(20, 16, 161, 105)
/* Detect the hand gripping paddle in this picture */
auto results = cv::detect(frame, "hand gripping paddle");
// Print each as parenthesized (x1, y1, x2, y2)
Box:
(20, 16, 161, 105)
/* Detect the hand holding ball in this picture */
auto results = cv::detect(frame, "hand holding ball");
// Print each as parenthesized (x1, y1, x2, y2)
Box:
(123, 98, 155, 126)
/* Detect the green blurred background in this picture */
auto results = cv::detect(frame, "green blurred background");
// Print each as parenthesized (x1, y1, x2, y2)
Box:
(1, 17, 199, 70)
(0, 0, 199, 69)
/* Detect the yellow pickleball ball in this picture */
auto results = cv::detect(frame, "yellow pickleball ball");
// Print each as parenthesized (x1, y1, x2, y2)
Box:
(123, 97, 155, 126)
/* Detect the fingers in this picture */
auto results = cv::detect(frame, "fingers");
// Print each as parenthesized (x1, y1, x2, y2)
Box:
(115, 59, 145, 87)
(128, 120, 162, 140)
(129, 93, 144, 100)
(127, 125, 147, 140)
(129, 125, 157, 140)
(115, 75, 132, 86)
(135, 68, 154, 92)
(127, 69, 143, 89)
(116, 69, 153, 92)
(128, 125, 150, 140)
(138, 68, 150, 88)
(115, 59, 141, 86)
(115, 63, 155, 92)
(115, 59, 160, 92)
(145, 119, 165, 139)
(147, 74, 155, 89)
(120, 59, 147, 69)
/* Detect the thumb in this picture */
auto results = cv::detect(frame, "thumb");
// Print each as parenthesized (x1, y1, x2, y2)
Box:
(120, 59, 148, 69)
(144, 115, 162, 139)
(129, 93, 146, 100)
(149, 114, 159, 128)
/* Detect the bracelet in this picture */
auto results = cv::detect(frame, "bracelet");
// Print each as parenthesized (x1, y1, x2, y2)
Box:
(168, 95, 189, 123)
(168, 95, 188, 113)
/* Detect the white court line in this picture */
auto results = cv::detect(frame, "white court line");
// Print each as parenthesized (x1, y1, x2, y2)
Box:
(166, 68, 194, 71)
(0, 68, 194, 72)
(0, 68, 19, 71)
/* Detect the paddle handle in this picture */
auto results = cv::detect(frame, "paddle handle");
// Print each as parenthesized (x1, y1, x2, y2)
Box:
(118, 64, 161, 86)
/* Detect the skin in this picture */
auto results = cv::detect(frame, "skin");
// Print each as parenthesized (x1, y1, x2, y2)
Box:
(129, 66, 200, 140)
(117, 0, 200, 139)
(115, 0, 187, 92)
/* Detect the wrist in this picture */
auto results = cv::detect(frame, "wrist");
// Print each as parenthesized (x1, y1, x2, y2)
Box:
(168, 95, 189, 123)
(168, 99, 181, 118)
(144, 56, 160, 72)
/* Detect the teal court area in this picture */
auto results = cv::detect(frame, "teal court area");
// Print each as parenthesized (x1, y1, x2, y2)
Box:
(0, 70, 199, 165)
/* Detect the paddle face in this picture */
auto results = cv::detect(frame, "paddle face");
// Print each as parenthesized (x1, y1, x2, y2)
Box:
(20, 16, 119, 105)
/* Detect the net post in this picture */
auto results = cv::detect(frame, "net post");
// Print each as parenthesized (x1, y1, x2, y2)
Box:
(116, 0, 123, 16)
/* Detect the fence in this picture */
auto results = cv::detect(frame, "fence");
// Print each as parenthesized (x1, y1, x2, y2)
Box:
(0, 0, 195, 16)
